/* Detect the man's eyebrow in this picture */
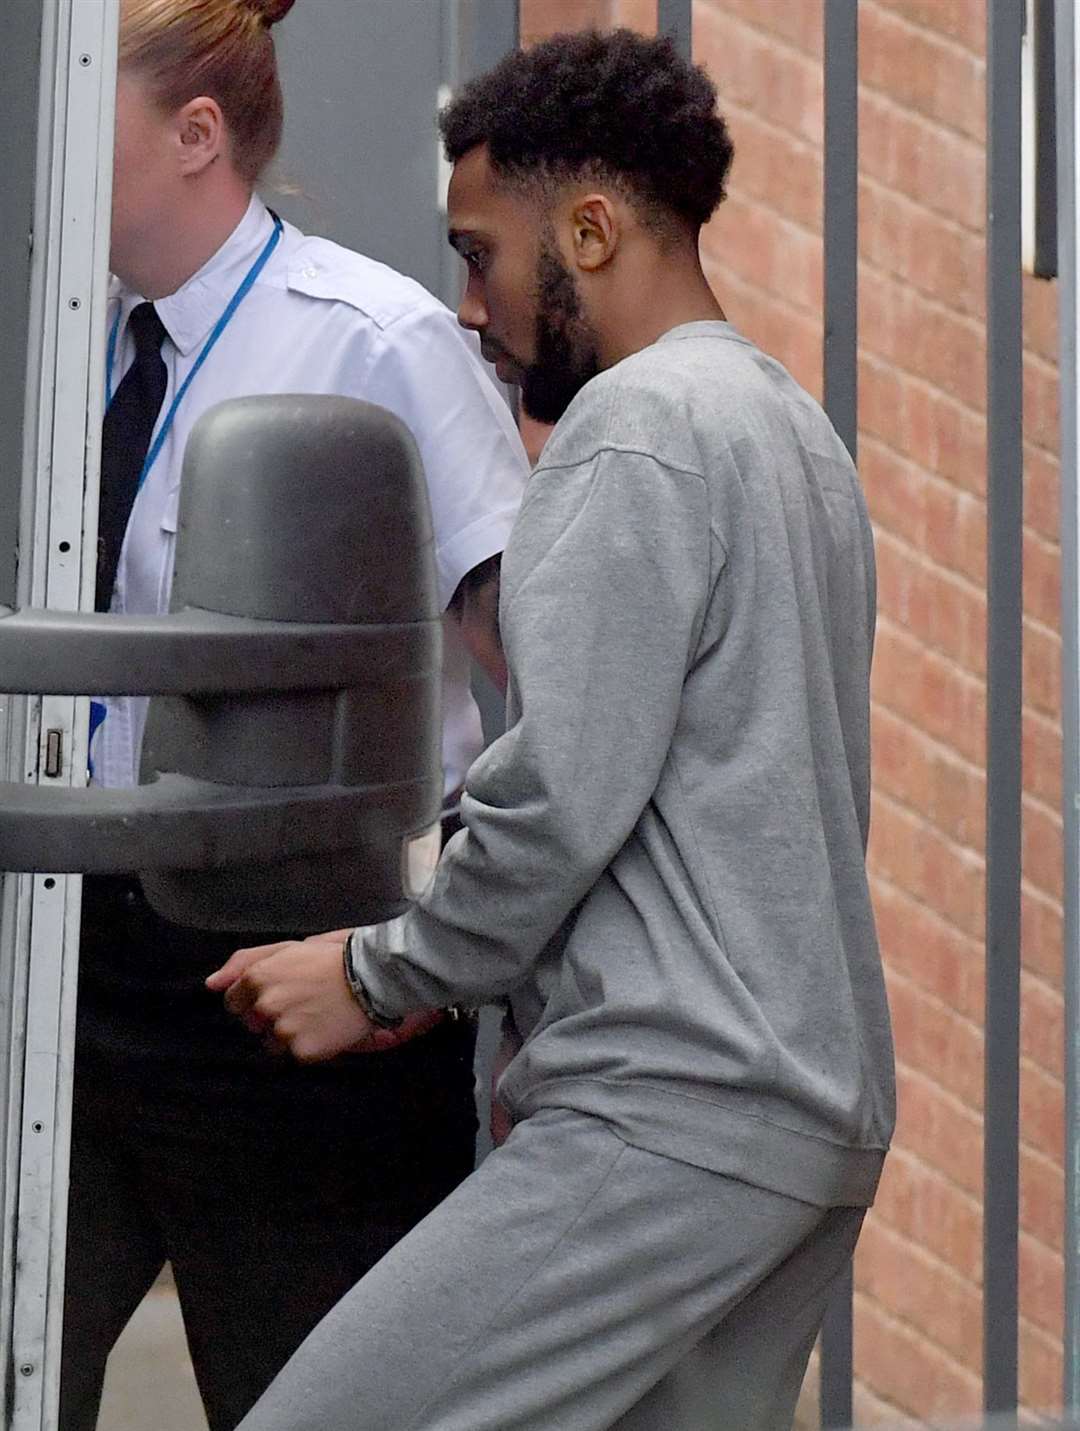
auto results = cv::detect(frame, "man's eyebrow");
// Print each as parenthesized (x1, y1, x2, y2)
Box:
(447, 229, 485, 254)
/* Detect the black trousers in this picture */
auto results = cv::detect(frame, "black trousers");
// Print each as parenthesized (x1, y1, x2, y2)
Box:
(60, 876, 477, 1431)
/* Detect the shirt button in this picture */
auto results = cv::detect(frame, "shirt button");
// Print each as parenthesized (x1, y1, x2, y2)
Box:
(303, 265, 317, 279)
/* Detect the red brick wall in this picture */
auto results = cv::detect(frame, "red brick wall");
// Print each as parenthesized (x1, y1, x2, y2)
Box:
(519, 1, 1065, 1422)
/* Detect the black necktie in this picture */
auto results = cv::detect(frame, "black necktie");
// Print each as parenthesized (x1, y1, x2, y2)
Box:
(97, 302, 168, 611)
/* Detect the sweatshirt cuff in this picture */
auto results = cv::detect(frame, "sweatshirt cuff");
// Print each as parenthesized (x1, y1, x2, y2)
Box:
(350, 915, 458, 1017)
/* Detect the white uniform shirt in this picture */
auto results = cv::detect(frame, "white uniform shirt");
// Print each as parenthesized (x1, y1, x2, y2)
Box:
(96, 196, 527, 795)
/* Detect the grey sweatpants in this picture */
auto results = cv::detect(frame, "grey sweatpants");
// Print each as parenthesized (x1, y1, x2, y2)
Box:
(237, 1109, 865, 1431)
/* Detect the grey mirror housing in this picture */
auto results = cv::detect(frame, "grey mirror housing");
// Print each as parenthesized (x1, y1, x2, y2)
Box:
(0, 394, 444, 934)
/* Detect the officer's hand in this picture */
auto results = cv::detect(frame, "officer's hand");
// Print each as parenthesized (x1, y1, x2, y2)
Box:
(207, 934, 440, 1062)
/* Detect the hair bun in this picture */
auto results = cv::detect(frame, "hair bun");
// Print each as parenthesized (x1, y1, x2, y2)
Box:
(242, 0, 297, 26)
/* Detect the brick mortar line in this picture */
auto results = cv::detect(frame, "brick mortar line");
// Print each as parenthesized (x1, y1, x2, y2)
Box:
(707, 265, 823, 332)
(871, 699, 990, 782)
(869, 1207, 1072, 1322)
(719, 94, 821, 163)
(856, 1273, 1065, 1379)
(1021, 608, 1065, 645)
(871, 868, 984, 948)
(869, 744, 1064, 859)
(888, 960, 1069, 1096)
(1020, 787, 1065, 832)
(875, 520, 993, 605)
(873, 527, 1066, 707)
(723, 95, 994, 269)
(874, 869, 1071, 1067)
(869, 595, 995, 701)
(869, 775, 984, 868)
(711, 219, 1060, 413)
(864, 1210, 988, 1305)
(860, 430, 1060, 541)
(725, 179, 992, 337)
(1024, 522, 1064, 560)
(883, 1111, 1062, 1242)
(849, 1378, 918, 1428)
(886, 1087, 1058, 1224)
(872, 611, 1018, 698)
(860, 0, 988, 68)
(1020, 962, 1069, 1011)
(857, 348, 1059, 459)
(872, 785, 985, 870)
(1018, 873, 1064, 919)
(850, 1285, 984, 1391)
(859, 82, 985, 168)
(857, 68, 984, 156)
(893, 1040, 1070, 1154)
(885, 963, 989, 1041)
(722, 188, 821, 246)
(695, 4, 825, 80)
(1019, 1049, 1065, 1099)
(877, 1140, 983, 1210)
(859, 165, 989, 246)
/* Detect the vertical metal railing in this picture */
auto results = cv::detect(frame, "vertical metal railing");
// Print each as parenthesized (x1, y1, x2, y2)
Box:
(985, 0, 1025, 1416)
(462, 0, 519, 75)
(819, 2, 859, 1424)
(658, 0, 692, 52)
(1057, 0, 1080, 1412)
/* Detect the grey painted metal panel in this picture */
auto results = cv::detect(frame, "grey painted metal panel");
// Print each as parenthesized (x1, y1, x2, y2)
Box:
(818, 2, 858, 1423)
(985, 0, 1024, 1415)
(272, 0, 445, 296)
(1058, 0, 1080, 1409)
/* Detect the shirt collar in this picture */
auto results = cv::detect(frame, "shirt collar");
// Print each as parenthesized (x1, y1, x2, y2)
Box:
(113, 195, 277, 358)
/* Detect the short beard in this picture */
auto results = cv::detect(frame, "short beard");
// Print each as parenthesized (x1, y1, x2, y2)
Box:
(519, 243, 601, 426)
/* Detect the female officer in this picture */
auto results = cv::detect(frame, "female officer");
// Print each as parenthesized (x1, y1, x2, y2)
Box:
(61, 2, 527, 1428)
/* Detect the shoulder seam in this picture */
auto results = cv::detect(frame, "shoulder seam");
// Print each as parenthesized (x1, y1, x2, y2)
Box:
(535, 443, 708, 482)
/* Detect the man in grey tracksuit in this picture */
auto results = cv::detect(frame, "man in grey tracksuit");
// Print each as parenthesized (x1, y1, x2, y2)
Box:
(212, 28, 895, 1431)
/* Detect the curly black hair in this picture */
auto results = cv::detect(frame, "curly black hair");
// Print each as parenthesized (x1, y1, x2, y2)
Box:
(439, 28, 734, 230)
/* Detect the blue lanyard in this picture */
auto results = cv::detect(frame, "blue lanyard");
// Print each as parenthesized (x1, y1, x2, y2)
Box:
(105, 213, 283, 490)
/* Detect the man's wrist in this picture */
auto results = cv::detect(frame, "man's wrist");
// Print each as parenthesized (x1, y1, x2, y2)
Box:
(342, 928, 405, 1030)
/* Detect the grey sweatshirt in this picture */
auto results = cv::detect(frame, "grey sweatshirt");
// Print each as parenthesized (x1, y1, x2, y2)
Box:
(361, 321, 895, 1208)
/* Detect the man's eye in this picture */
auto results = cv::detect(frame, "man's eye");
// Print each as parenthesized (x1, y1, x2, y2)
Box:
(464, 250, 488, 273)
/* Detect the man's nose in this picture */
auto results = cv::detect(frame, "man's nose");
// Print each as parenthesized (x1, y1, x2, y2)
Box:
(457, 277, 488, 333)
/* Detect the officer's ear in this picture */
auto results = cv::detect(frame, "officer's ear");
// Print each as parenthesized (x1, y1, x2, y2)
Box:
(175, 95, 226, 178)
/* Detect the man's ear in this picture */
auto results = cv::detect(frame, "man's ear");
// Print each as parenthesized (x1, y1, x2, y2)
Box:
(175, 95, 226, 178)
(569, 194, 619, 272)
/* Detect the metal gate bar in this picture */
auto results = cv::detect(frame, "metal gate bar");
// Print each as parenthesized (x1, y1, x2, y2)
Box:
(985, 0, 1024, 1415)
(1056, 0, 1080, 1411)
(658, 0, 692, 52)
(463, 0, 520, 75)
(820, 0, 859, 1422)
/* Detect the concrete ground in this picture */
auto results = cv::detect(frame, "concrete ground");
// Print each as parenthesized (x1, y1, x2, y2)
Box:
(97, 1270, 207, 1431)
